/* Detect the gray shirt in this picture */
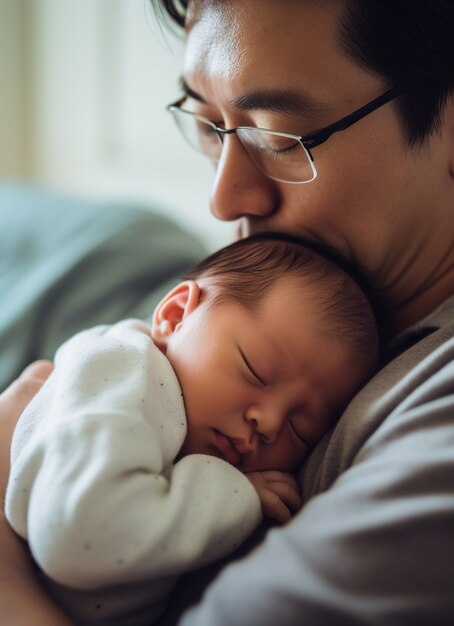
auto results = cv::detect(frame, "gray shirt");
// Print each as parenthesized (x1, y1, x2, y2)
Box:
(168, 296, 454, 626)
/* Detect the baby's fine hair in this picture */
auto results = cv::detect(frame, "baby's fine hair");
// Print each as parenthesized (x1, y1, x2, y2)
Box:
(184, 232, 383, 370)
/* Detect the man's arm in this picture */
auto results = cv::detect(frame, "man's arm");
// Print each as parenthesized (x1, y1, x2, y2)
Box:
(0, 361, 73, 626)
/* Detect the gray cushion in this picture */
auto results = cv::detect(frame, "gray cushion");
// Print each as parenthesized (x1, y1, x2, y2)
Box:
(0, 183, 206, 391)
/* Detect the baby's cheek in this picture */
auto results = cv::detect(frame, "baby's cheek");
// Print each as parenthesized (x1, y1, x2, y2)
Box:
(261, 436, 308, 473)
(286, 448, 309, 473)
(277, 430, 309, 471)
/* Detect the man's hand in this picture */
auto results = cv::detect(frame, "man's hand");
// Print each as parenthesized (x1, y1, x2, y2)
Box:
(0, 360, 53, 500)
(245, 470, 303, 524)
(0, 361, 73, 625)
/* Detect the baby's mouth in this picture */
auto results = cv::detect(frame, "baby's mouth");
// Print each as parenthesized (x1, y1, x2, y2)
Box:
(212, 429, 242, 466)
(212, 430, 257, 468)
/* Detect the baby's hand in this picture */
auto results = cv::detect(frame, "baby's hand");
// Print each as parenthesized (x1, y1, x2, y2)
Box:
(245, 471, 303, 525)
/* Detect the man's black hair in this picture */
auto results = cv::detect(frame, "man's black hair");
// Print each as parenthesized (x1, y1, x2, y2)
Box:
(151, 0, 454, 146)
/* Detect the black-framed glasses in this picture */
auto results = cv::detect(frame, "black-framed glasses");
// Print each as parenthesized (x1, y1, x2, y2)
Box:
(167, 84, 406, 184)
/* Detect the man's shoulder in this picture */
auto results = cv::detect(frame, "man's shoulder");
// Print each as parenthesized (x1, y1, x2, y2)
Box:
(301, 296, 454, 499)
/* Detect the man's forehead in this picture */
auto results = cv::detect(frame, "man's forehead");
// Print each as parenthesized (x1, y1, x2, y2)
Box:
(184, 2, 247, 96)
(183, 0, 358, 110)
(185, 0, 345, 54)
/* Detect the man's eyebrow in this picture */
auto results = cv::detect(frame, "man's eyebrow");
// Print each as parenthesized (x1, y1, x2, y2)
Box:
(180, 77, 329, 117)
(179, 77, 206, 103)
(231, 89, 327, 117)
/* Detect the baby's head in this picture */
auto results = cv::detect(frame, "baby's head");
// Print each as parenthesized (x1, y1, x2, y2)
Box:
(152, 233, 381, 472)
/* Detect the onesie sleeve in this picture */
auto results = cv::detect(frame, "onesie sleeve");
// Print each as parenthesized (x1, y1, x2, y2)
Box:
(5, 320, 262, 590)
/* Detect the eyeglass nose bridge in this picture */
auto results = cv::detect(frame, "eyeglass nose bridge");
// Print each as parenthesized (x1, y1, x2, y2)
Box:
(212, 125, 240, 144)
(210, 125, 262, 171)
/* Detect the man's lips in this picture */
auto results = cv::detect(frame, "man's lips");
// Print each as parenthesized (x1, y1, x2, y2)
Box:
(234, 221, 245, 241)
(235, 220, 289, 244)
(234, 219, 253, 241)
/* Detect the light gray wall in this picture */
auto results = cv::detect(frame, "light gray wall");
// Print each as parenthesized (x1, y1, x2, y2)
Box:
(0, 0, 30, 179)
(0, 0, 231, 250)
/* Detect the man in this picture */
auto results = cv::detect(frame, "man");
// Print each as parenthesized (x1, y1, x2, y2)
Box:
(1, 1, 453, 624)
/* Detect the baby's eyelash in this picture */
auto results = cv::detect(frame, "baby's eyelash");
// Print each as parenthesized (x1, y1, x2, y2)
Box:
(288, 420, 311, 447)
(239, 347, 267, 388)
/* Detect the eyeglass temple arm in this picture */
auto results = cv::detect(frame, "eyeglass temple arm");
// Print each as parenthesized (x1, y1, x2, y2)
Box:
(301, 84, 406, 149)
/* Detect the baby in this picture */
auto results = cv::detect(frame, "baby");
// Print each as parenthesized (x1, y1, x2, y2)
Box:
(5, 232, 380, 625)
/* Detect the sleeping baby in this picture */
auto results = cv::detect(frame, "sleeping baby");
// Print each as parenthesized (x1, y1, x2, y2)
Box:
(5, 232, 380, 625)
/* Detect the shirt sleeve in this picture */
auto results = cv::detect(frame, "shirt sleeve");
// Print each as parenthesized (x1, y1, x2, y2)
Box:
(178, 349, 454, 626)
(5, 320, 262, 590)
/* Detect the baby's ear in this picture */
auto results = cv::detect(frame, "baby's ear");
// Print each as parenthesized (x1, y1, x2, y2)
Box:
(151, 280, 201, 351)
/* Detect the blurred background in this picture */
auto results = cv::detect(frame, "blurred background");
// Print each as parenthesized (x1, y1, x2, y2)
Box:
(0, 0, 231, 250)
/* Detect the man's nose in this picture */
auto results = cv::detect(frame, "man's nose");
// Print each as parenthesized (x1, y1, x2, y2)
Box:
(245, 405, 286, 444)
(210, 134, 280, 222)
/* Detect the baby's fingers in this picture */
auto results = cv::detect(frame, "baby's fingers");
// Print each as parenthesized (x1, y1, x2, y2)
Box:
(257, 470, 299, 490)
(255, 471, 302, 511)
(266, 480, 303, 513)
(260, 489, 293, 525)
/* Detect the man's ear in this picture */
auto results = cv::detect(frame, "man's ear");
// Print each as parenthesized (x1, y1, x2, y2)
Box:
(151, 280, 201, 351)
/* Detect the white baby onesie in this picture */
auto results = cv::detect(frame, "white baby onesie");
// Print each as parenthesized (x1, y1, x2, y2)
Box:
(6, 320, 262, 625)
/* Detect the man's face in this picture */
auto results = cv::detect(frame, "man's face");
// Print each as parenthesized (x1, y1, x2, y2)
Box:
(181, 0, 449, 317)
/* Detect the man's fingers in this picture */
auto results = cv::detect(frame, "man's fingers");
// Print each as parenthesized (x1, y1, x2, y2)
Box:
(18, 360, 54, 383)
(0, 360, 54, 500)
(5, 360, 53, 404)
(1, 360, 53, 436)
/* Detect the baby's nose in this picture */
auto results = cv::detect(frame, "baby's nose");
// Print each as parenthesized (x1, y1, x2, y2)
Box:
(245, 405, 285, 444)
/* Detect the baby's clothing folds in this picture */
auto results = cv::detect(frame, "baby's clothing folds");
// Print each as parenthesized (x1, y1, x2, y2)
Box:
(5, 320, 261, 625)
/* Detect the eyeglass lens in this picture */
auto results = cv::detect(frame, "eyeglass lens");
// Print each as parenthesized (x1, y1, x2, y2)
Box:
(172, 111, 316, 184)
